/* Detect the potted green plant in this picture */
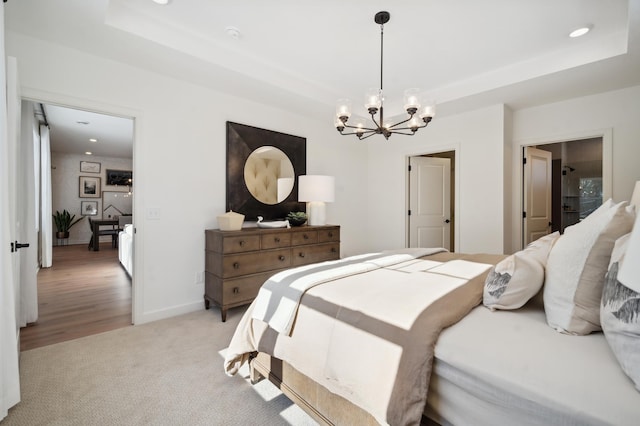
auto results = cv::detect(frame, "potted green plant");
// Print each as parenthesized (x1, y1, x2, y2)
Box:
(53, 209, 84, 239)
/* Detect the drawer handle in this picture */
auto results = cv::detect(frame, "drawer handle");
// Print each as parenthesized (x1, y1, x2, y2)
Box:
(303, 234, 309, 240)
(233, 287, 239, 294)
(298, 252, 305, 258)
(279, 255, 286, 261)
(233, 262, 240, 269)
(328, 232, 333, 237)
(331, 247, 337, 253)
(239, 240, 245, 247)
(274, 237, 280, 243)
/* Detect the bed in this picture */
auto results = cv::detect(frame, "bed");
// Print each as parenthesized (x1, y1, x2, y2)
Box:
(118, 223, 133, 277)
(224, 192, 640, 425)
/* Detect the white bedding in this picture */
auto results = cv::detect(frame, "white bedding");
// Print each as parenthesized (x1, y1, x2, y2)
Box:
(225, 253, 496, 425)
(251, 248, 446, 335)
(426, 301, 640, 425)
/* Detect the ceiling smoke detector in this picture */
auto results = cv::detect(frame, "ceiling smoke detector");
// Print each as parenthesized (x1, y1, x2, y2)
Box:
(225, 26, 241, 40)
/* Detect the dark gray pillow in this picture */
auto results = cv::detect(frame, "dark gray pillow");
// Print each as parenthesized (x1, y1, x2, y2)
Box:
(600, 234, 640, 392)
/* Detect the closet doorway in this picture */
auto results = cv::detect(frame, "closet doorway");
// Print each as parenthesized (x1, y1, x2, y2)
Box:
(524, 137, 603, 244)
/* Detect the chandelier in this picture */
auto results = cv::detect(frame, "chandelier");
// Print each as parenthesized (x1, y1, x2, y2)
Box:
(335, 11, 435, 140)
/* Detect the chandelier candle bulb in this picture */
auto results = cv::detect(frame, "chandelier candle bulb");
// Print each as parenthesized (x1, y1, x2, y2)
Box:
(336, 99, 352, 120)
(403, 89, 421, 112)
(365, 88, 382, 111)
(419, 105, 436, 119)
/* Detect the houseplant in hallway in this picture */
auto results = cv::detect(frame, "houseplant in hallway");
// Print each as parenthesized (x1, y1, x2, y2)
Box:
(53, 210, 84, 239)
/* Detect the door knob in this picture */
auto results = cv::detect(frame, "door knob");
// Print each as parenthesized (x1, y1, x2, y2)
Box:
(444, 219, 450, 224)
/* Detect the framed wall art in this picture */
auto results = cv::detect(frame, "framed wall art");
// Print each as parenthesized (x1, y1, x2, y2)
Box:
(80, 161, 101, 173)
(106, 169, 133, 186)
(81, 201, 98, 216)
(79, 176, 101, 198)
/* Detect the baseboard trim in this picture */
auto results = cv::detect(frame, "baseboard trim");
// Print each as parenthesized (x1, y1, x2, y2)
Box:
(136, 300, 203, 324)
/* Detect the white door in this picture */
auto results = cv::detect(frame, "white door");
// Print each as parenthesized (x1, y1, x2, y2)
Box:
(0, 34, 22, 418)
(524, 146, 552, 246)
(408, 156, 451, 249)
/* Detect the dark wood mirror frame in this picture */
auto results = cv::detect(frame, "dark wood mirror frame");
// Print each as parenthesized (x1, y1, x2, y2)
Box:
(226, 122, 306, 221)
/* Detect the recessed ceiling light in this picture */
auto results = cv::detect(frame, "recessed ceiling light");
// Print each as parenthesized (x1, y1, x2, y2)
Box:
(76, 120, 90, 125)
(85, 152, 93, 155)
(152, 0, 170, 5)
(89, 138, 98, 142)
(569, 26, 591, 38)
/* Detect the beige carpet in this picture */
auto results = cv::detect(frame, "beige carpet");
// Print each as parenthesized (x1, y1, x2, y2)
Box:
(3, 307, 317, 425)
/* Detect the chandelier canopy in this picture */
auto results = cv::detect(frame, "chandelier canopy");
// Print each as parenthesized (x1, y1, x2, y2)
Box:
(335, 11, 435, 140)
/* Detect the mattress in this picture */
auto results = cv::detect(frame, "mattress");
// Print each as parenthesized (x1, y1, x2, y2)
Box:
(425, 301, 640, 426)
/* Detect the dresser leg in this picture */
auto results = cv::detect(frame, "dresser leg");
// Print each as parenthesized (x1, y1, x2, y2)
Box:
(221, 308, 227, 322)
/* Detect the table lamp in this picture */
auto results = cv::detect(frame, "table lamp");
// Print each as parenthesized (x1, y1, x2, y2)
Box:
(298, 175, 335, 226)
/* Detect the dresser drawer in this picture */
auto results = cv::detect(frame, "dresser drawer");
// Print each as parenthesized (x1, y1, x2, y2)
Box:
(205, 270, 278, 305)
(222, 248, 291, 278)
(292, 229, 318, 246)
(222, 235, 261, 253)
(261, 232, 292, 249)
(318, 227, 340, 243)
(292, 243, 340, 266)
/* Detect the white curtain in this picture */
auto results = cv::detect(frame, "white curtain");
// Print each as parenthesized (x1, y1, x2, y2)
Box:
(40, 125, 52, 268)
(0, 6, 22, 419)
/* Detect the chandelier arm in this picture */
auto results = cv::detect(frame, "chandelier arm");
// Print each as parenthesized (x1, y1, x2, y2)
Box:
(339, 128, 377, 136)
(342, 123, 378, 132)
(390, 122, 430, 132)
(359, 132, 379, 140)
(386, 115, 415, 129)
(369, 111, 383, 131)
(390, 130, 419, 135)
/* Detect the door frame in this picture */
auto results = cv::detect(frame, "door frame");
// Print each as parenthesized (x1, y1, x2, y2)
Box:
(19, 87, 143, 325)
(405, 145, 460, 251)
(513, 128, 612, 250)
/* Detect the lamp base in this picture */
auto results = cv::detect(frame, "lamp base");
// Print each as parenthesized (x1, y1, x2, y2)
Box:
(306, 201, 327, 226)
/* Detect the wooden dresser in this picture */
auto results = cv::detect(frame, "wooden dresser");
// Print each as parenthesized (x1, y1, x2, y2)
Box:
(204, 225, 340, 321)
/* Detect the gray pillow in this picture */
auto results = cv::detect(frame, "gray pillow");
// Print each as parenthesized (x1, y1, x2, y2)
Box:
(601, 234, 640, 392)
(484, 232, 559, 311)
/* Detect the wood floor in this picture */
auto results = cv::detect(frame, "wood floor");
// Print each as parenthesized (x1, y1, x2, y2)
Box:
(19, 242, 132, 351)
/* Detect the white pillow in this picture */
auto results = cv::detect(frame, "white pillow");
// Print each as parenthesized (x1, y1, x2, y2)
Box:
(544, 200, 635, 334)
(601, 233, 640, 391)
(484, 232, 559, 311)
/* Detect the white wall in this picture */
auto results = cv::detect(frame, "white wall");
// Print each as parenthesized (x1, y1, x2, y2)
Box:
(6, 31, 368, 323)
(512, 85, 640, 250)
(50, 151, 133, 245)
(365, 104, 509, 254)
(10, 27, 639, 325)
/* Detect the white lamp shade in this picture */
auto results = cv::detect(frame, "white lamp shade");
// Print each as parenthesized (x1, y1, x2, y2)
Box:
(298, 175, 335, 203)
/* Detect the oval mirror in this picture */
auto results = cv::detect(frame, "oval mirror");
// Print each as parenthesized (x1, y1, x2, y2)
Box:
(244, 146, 295, 205)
